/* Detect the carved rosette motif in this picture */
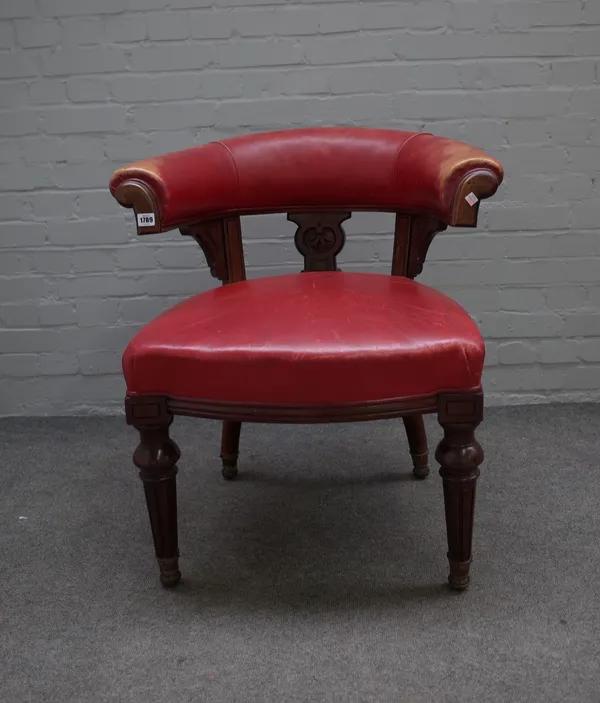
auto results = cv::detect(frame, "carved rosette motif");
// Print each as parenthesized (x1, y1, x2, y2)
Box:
(288, 211, 351, 272)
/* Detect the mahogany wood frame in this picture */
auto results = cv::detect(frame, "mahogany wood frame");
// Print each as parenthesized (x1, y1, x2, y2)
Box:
(117, 168, 499, 592)
(126, 390, 484, 591)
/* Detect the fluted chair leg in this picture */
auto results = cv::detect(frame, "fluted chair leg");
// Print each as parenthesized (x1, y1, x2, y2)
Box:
(132, 413, 181, 588)
(436, 393, 484, 590)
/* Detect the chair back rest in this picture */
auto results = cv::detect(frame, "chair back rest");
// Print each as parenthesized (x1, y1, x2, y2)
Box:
(110, 127, 503, 283)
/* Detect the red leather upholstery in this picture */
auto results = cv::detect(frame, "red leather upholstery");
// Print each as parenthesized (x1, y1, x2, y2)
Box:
(110, 128, 503, 230)
(123, 273, 484, 405)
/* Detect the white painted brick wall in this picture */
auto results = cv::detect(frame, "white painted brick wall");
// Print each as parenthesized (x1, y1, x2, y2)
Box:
(1, 0, 600, 415)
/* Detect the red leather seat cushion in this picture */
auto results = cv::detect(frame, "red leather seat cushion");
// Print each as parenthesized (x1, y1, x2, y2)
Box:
(123, 273, 484, 405)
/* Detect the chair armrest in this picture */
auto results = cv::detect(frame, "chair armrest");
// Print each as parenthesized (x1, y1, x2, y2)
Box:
(109, 142, 235, 235)
(109, 129, 503, 234)
(394, 133, 503, 227)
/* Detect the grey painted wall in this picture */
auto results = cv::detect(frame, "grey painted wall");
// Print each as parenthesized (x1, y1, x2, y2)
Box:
(1, 0, 600, 415)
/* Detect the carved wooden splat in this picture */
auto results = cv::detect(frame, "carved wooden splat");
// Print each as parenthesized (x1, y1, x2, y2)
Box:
(287, 211, 351, 272)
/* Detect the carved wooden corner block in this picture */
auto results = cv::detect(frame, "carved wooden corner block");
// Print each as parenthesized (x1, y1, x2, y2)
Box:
(288, 211, 351, 272)
(392, 214, 447, 279)
(181, 217, 246, 285)
(181, 220, 228, 282)
(450, 169, 501, 228)
(112, 179, 162, 235)
(437, 392, 484, 427)
(407, 216, 447, 279)
(125, 395, 171, 427)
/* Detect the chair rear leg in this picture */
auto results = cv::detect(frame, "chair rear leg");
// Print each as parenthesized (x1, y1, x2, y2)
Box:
(403, 414, 429, 478)
(220, 420, 242, 480)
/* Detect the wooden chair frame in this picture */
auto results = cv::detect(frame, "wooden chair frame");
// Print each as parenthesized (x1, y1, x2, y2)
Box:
(115, 167, 498, 591)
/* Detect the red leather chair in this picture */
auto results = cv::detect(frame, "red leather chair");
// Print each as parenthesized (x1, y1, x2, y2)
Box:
(109, 128, 503, 591)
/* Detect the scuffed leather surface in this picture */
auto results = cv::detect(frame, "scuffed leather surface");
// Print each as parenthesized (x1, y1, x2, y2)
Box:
(123, 272, 484, 404)
(109, 128, 503, 228)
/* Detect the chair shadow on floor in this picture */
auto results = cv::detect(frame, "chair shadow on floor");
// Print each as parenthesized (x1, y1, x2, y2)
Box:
(233, 468, 417, 487)
(170, 579, 452, 612)
(157, 456, 455, 611)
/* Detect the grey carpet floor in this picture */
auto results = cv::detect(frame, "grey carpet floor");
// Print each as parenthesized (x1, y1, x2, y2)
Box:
(1, 404, 600, 702)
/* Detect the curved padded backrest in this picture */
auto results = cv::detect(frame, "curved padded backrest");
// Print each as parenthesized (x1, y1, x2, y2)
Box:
(110, 128, 503, 234)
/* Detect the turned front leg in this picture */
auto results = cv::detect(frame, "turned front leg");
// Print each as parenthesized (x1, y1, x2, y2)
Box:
(436, 394, 484, 590)
(133, 419, 181, 588)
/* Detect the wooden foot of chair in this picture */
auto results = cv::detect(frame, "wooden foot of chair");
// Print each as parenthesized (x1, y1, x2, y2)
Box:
(436, 393, 484, 591)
